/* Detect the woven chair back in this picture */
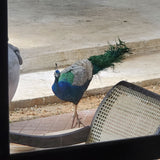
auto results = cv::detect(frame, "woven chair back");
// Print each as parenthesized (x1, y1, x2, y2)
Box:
(87, 81, 160, 143)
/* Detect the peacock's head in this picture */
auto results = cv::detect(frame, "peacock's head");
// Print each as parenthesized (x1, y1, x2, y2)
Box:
(54, 70, 60, 79)
(54, 63, 60, 81)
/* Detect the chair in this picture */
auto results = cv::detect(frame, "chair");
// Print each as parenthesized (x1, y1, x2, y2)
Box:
(10, 81, 160, 148)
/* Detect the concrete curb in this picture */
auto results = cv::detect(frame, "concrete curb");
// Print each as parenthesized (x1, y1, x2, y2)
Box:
(10, 78, 160, 111)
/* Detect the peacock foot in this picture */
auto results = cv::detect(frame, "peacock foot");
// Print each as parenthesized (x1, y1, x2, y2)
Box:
(71, 113, 85, 128)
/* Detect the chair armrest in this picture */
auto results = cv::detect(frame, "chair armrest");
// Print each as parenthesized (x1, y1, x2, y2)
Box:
(10, 126, 90, 148)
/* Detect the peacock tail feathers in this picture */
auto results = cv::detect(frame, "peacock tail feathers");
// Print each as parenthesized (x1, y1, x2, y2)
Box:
(88, 38, 130, 75)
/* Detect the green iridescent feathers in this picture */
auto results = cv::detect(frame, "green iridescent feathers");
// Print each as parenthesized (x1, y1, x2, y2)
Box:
(57, 39, 129, 86)
(88, 39, 130, 75)
(58, 71, 74, 84)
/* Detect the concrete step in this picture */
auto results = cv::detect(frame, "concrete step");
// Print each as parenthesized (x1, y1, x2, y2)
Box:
(19, 38, 160, 73)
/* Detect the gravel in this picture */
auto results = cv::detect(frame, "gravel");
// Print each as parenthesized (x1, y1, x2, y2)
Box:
(10, 94, 105, 122)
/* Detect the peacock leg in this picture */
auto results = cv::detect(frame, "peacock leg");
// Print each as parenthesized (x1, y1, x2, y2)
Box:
(71, 104, 85, 128)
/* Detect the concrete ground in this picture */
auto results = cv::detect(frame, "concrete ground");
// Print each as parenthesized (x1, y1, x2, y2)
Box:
(8, 0, 160, 72)
(8, 0, 160, 105)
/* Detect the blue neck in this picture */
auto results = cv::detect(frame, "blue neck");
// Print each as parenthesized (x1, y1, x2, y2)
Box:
(55, 76, 59, 83)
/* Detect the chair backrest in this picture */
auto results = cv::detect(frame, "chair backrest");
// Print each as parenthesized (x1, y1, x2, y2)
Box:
(87, 81, 160, 143)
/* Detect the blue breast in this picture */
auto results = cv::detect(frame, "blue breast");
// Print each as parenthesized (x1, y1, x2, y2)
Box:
(52, 80, 91, 104)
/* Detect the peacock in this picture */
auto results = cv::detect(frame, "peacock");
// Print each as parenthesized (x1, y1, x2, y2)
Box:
(52, 39, 130, 128)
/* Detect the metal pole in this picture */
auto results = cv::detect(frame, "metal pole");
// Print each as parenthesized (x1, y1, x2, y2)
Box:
(0, 0, 9, 159)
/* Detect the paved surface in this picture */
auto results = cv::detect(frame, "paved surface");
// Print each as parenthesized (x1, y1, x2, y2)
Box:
(8, 0, 160, 72)
(10, 109, 96, 154)
(10, 109, 96, 134)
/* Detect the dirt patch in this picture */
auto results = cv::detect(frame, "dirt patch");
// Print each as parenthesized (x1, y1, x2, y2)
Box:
(9, 83, 160, 122)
